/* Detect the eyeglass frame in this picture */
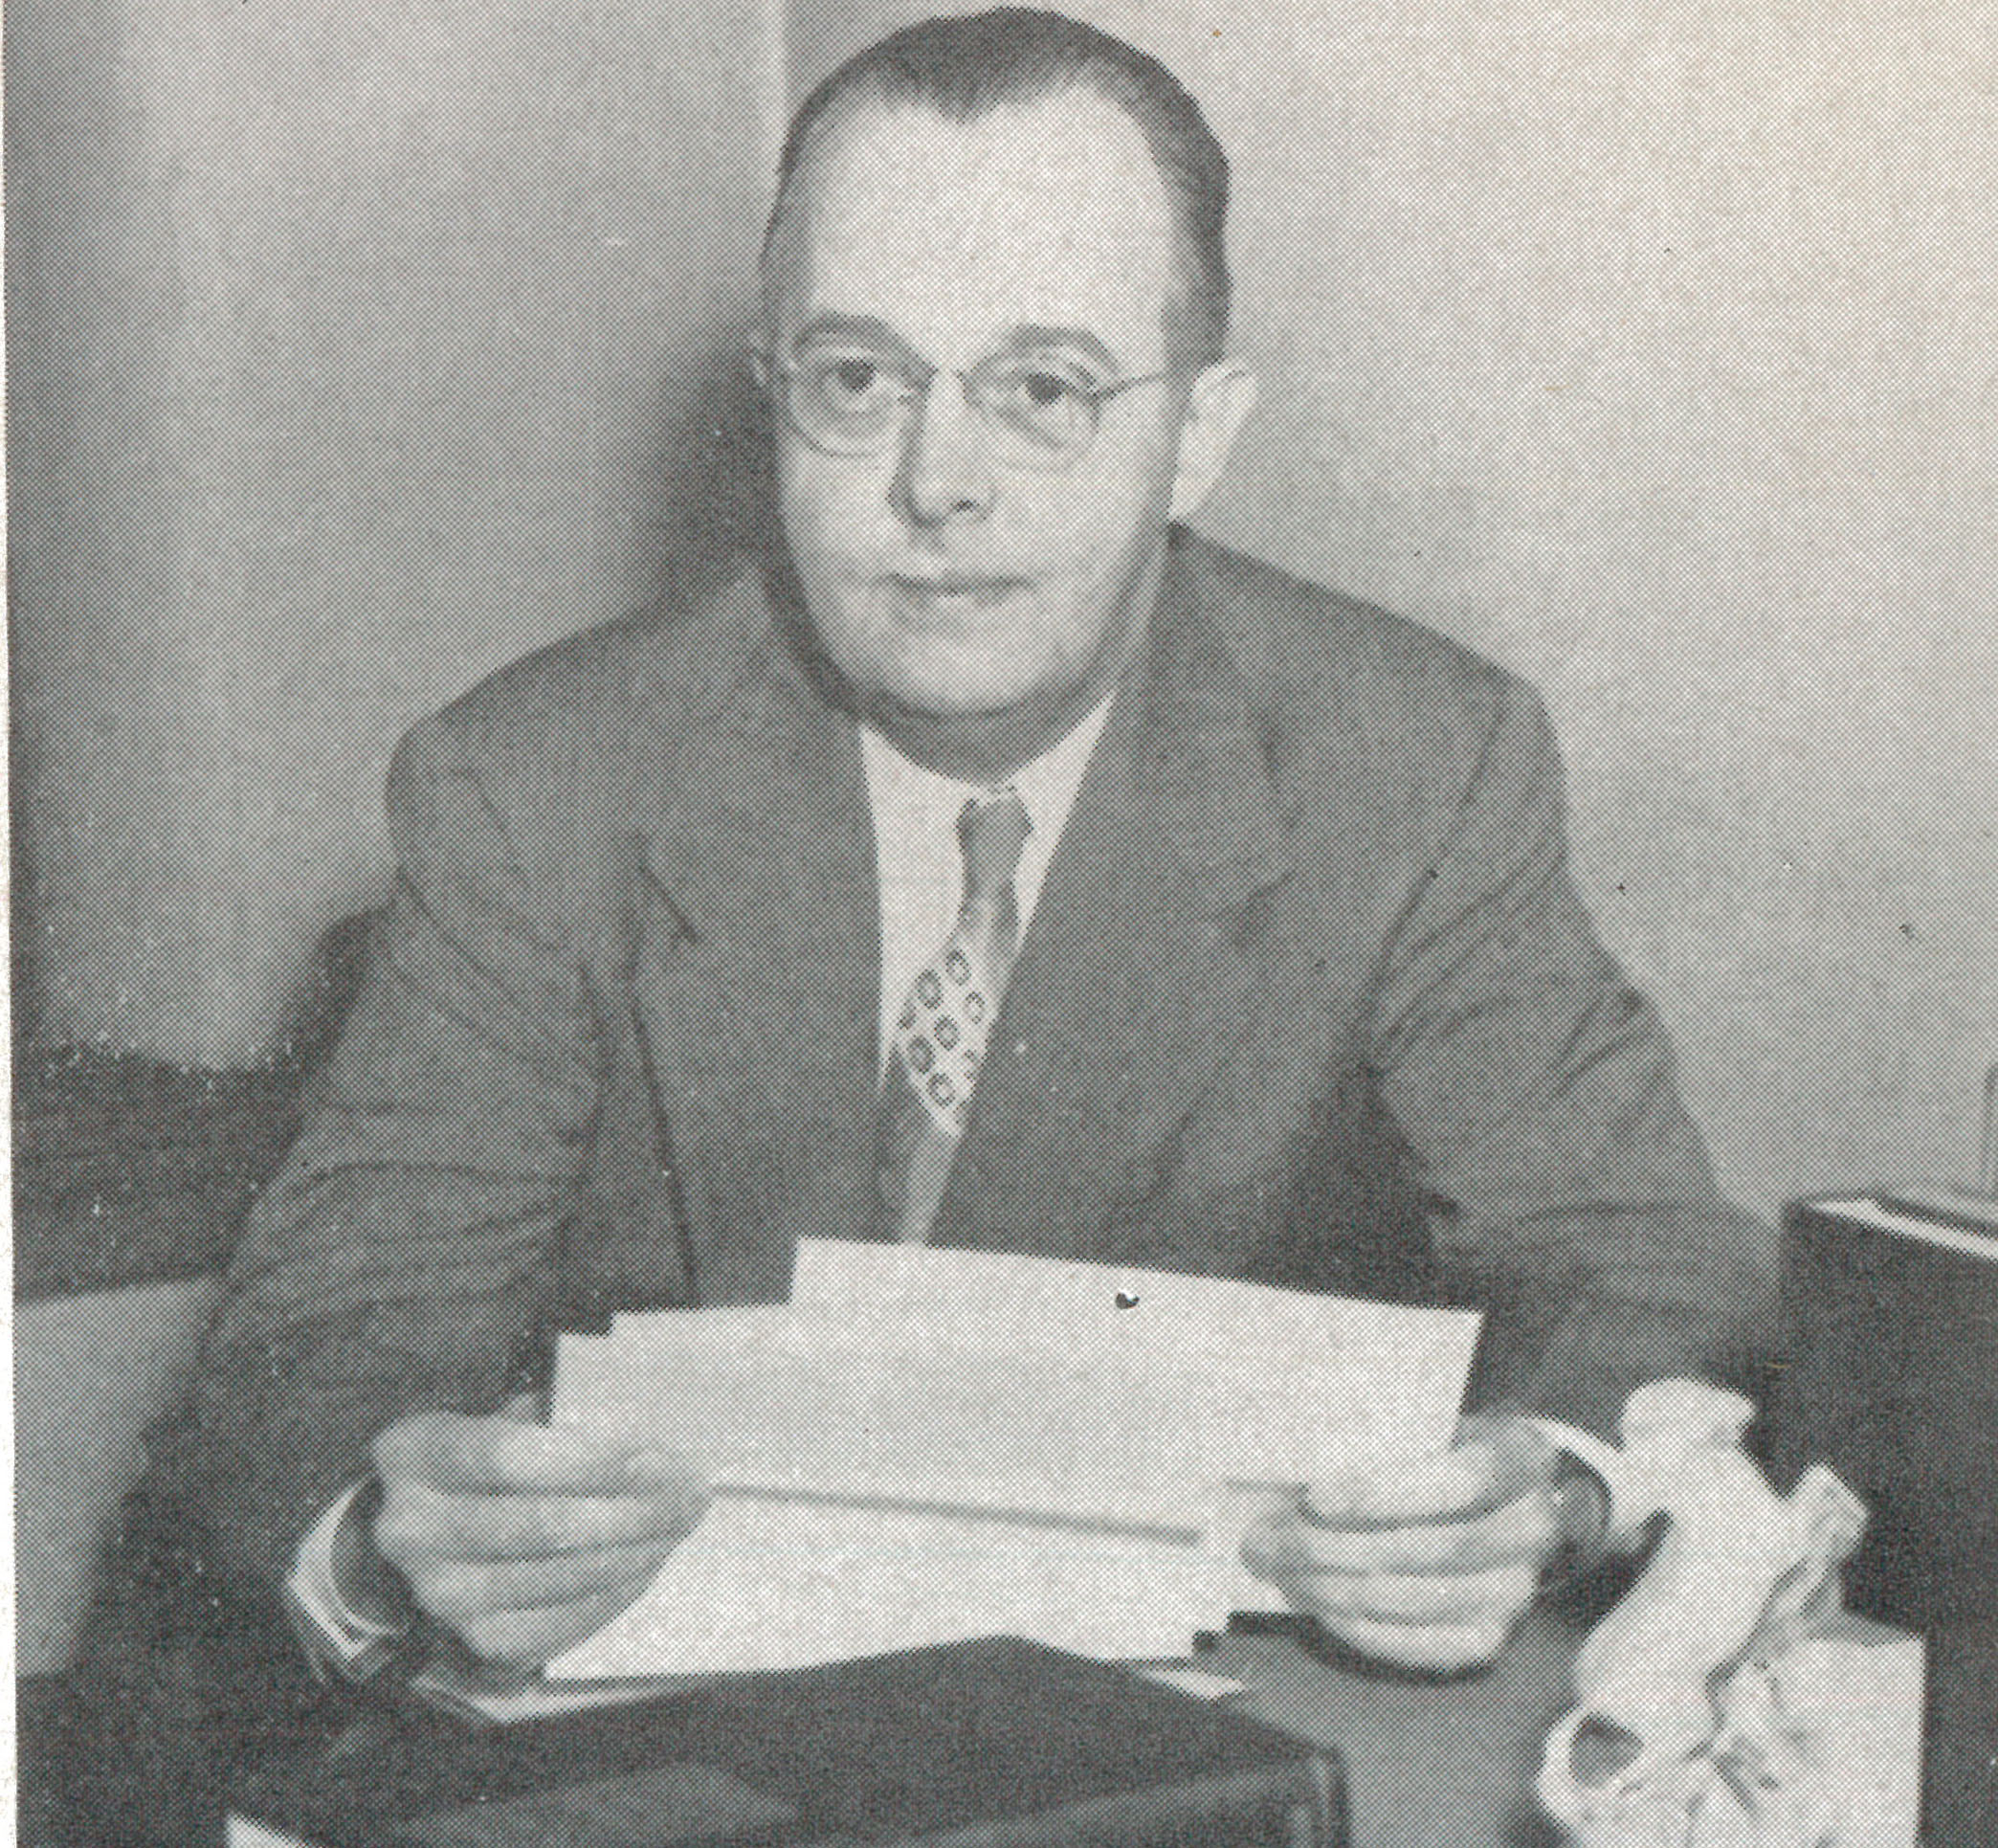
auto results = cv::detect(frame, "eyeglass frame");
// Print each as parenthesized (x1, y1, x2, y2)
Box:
(753, 339, 1180, 472)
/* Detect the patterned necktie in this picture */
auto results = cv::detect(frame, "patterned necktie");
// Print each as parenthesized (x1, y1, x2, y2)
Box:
(875, 790, 1033, 1244)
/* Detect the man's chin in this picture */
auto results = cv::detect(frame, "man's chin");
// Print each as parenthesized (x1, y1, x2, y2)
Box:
(846, 662, 1106, 780)
(859, 671, 1040, 728)
(827, 630, 1047, 722)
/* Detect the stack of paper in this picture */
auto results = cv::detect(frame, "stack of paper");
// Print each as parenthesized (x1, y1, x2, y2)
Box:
(546, 1240, 1480, 1681)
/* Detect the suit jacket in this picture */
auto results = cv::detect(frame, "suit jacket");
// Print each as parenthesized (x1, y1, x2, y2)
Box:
(177, 526, 1777, 1579)
(77, 530, 1773, 1837)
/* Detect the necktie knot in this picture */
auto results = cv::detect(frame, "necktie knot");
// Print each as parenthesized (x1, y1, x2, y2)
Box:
(957, 790, 1032, 903)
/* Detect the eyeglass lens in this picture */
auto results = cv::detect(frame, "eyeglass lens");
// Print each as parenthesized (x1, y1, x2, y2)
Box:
(784, 347, 1120, 468)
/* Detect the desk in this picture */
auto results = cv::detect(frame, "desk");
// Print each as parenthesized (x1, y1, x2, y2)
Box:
(1216, 1614, 1967, 1848)
(1209, 1617, 1576, 1848)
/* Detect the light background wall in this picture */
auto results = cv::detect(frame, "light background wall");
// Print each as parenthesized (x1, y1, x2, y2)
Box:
(10, 0, 787, 1058)
(11, 1, 1996, 1216)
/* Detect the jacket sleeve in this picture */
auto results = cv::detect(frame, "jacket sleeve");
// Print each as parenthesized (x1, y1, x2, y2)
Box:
(1367, 675, 1777, 1438)
(150, 714, 610, 1594)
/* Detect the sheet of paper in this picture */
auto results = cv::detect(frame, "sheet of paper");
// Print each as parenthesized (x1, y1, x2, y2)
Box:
(790, 1237, 1476, 1381)
(1824, 1194, 1998, 1259)
(593, 1243, 1481, 1484)
(1813, 1620, 1924, 1848)
(560, 1316, 1234, 1510)
(788, 1238, 1483, 1481)
(549, 1490, 1229, 1680)
(1135, 1665, 1248, 1701)
(551, 1243, 1482, 1673)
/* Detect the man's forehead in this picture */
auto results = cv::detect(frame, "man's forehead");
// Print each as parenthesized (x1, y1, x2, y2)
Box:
(769, 90, 1181, 367)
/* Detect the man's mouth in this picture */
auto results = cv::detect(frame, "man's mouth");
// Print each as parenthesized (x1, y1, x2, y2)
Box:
(886, 573, 1029, 614)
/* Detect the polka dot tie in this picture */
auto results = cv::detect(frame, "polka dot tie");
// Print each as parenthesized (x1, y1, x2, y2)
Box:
(875, 790, 1033, 1243)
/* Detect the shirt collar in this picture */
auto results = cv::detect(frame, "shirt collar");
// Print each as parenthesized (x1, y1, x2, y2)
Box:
(857, 696, 1114, 850)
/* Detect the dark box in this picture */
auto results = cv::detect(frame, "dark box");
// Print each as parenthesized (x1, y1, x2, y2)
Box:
(230, 1636, 1344, 1848)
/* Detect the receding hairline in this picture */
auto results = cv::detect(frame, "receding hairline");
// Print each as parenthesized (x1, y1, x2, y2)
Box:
(758, 83, 1215, 364)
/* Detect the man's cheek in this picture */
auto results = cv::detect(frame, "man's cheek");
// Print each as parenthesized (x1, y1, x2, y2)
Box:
(781, 457, 888, 547)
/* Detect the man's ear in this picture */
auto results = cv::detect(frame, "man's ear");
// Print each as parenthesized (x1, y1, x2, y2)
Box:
(1169, 358, 1258, 521)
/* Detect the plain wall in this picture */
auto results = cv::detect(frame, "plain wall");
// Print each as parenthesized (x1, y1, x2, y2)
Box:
(10, 0, 786, 1062)
(788, 0, 1998, 1217)
(11, 1, 1995, 1217)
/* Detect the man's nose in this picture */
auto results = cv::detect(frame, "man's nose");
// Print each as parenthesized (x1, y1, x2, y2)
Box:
(899, 371, 995, 525)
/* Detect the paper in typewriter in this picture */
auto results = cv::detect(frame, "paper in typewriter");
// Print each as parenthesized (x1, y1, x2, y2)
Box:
(546, 1240, 1480, 1679)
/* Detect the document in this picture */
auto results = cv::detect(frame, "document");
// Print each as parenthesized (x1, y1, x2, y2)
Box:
(791, 1239, 1485, 1484)
(552, 1493, 1225, 1679)
(546, 1241, 1480, 1681)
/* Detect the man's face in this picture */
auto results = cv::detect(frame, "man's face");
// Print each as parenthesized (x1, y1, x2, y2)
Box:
(764, 91, 1202, 729)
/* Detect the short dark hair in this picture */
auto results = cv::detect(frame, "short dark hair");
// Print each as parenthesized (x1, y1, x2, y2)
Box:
(763, 8, 1232, 367)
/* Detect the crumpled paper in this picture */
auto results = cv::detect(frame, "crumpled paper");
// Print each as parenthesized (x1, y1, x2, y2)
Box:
(1537, 1390, 1922, 1848)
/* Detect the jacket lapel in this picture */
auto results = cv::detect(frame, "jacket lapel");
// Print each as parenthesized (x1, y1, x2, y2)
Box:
(934, 544, 1295, 1262)
(630, 594, 881, 1304)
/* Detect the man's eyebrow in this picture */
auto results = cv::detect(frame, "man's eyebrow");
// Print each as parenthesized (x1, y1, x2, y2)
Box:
(787, 316, 1124, 373)
(993, 325, 1121, 371)
(788, 314, 918, 355)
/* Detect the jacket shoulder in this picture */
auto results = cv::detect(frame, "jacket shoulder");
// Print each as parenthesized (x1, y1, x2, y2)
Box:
(404, 572, 769, 779)
(1171, 530, 1540, 777)
(1177, 530, 1516, 702)
(380, 572, 779, 934)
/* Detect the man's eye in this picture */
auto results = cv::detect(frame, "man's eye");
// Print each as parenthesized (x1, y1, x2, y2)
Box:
(831, 358, 880, 396)
(799, 350, 903, 409)
(989, 366, 1096, 420)
(802, 354, 894, 411)
(1019, 369, 1081, 409)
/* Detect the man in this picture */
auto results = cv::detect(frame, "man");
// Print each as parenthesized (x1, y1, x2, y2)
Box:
(76, 9, 1772, 1837)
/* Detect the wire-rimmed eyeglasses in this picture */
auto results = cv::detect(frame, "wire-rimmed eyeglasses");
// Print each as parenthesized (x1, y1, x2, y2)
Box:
(760, 342, 1174, 472)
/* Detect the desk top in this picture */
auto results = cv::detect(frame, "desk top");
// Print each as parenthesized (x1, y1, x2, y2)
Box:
(1217, 1609, 1972, 1848)
(1209, 1617, 1575, 1848)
